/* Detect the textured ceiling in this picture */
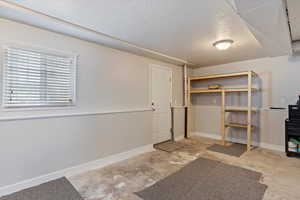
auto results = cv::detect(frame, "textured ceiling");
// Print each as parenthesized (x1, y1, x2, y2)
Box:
(0, 0, 292, 67)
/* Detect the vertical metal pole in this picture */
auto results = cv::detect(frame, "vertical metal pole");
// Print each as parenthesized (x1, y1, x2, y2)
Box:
(247, 71, 252, 151)
(221, 90, 226, 145)
(185, 106, 188, 138)
(183, 64, 188, 138)
(187, 77, 191, 138)
(184, 64, 188, 106)
(171, 107, 175, 141)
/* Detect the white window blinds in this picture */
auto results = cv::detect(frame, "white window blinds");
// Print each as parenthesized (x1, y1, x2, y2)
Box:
(2, 46, 76, 108)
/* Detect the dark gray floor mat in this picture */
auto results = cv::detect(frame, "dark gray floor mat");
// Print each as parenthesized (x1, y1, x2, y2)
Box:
(0, 177, 83, 200)
(154, 141, 185, 153)
(207, 143, 247, 157)
(136, 157, 267, 200)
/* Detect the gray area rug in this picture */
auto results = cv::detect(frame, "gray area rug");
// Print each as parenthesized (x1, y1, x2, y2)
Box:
(136, 157, 267, 200)
(207, 143, 247, 157)
(0, 177, 83, 200)
(154, 141, 185, 153)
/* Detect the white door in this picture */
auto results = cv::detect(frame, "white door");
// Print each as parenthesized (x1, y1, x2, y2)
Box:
(151, 65, 172, 144)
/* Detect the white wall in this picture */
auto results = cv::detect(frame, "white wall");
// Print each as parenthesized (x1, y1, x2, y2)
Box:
(0, 19, 185, 188)
(192, 55, 300, 149)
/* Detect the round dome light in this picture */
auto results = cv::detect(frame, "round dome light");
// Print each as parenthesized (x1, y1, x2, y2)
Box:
(213, 39, 234, 50)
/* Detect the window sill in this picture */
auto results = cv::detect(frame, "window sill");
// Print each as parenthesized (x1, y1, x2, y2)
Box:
(1, 104, 77, 112)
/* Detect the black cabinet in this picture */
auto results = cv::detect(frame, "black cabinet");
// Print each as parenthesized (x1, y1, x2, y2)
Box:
(289, 105, 300, 120)
(285, 105, 300, 157)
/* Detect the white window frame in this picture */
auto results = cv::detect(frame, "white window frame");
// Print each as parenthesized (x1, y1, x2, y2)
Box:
(2, 44, 78, 110)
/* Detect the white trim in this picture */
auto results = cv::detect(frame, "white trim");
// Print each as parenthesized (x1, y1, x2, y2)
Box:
(175, 134, 185, 141)
(1, 104, 77, 112)
(148, 65, 152, 107)
(193, 132, 221, 140)
(192, 132, 285, 152)
(2, 45, 7, 109)
(259, 142, 285, 152)
(0, 107, 152, 121)
(0, 144, 155, 197)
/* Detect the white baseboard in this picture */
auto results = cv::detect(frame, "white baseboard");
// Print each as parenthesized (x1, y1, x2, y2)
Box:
(0, 144, 154, 197)
(192, 132, 285, 152)
(175, 134, 185, 141)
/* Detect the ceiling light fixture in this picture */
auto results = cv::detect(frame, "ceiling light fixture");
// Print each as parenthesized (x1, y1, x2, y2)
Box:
(213, 39, 234, 50)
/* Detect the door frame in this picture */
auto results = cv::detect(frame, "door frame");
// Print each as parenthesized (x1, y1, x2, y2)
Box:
(148, 64, 173, 108)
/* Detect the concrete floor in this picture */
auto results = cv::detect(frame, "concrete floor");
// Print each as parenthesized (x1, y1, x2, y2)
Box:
(69, 136, 300, 200)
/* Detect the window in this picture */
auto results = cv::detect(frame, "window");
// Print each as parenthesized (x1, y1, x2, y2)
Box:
(2, 46, 76, 108)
